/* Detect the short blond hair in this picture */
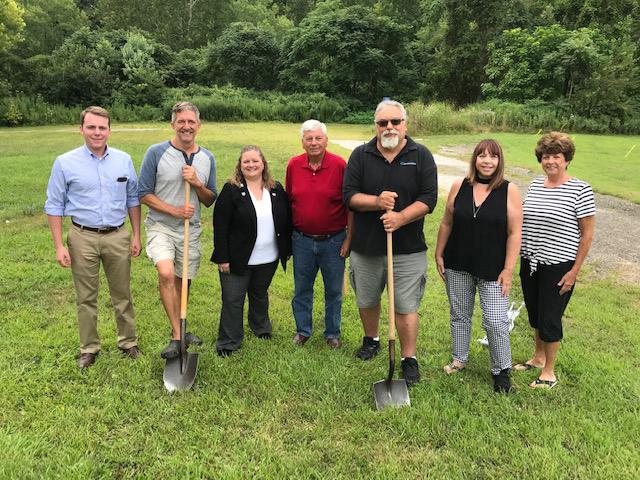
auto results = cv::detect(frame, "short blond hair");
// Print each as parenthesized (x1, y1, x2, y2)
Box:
(80, 106, 110, 127)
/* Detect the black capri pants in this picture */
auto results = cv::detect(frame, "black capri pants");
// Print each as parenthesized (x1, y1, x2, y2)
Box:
(519, 258, 575, 342)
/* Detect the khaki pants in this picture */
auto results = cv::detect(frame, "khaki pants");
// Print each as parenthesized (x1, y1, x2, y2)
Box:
(68, 224, 137, 354)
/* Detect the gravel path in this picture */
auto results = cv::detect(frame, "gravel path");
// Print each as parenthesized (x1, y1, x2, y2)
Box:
(331, 139, 640, 283)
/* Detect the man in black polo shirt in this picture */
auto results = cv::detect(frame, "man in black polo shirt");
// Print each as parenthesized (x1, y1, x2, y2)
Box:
(342, 99, 438, 386)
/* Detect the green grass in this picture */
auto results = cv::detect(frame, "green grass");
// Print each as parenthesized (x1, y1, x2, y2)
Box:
(0, 123, 639, 478)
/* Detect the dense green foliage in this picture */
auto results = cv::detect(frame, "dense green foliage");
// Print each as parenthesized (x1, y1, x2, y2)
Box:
(1, 124, 639, 477)
(1, 0, 639, 132)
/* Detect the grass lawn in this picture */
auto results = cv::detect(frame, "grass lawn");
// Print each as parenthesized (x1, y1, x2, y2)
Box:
(0, 122, 639, 479)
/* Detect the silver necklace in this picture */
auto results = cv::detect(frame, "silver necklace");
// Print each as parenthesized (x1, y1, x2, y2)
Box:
(472, 182, 490, 218)
(472, 199, 482, 218)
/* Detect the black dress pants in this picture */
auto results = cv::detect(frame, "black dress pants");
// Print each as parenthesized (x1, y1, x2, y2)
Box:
(216, 261, 278, 351)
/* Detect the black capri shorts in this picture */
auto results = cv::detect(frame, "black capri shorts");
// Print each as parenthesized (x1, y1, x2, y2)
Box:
(519, 258, 575, 342)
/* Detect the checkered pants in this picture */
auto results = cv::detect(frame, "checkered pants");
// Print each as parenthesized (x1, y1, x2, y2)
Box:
(444, 269, 512, 374)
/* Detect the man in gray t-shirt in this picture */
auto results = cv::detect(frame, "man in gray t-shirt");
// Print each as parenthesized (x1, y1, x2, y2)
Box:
(139, 102, 217, 359)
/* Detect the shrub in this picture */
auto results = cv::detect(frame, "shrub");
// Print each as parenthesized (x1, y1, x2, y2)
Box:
(0, 95, 77, 126)
(2, 99, 23, 126)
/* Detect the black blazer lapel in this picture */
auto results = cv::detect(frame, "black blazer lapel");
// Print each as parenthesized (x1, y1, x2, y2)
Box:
(239, 183, 258, 230)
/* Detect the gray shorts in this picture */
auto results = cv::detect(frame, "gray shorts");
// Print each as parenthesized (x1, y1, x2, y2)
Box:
(145, 222, 201, 279)
(349, 250, 427, 314)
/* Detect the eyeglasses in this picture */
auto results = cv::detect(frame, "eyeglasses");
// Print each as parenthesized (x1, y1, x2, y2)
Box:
(375, 118, 404, 127)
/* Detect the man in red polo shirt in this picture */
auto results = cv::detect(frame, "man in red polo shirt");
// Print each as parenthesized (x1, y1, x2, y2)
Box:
(286, 119, 353, 348)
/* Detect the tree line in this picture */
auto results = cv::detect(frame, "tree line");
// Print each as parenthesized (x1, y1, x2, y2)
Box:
(1, 0, 639, 132)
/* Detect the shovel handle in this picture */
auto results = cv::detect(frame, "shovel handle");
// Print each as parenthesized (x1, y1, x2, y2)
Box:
(180, 181, 190, 319)
(342, 263, 349, 296)
(386, 211, 395, 342)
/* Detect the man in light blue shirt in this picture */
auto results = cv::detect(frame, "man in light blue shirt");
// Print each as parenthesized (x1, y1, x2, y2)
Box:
(45, 106, 142, 369)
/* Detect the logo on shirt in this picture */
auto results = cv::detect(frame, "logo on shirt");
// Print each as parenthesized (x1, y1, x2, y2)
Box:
(399, 161, 416, 166)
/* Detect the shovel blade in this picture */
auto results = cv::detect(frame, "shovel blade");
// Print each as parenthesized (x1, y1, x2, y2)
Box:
(163, 352, 199, 392)
(373, 379, 410, 410)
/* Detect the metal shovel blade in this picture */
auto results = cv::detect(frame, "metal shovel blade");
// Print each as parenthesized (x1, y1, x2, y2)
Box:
(164, 317, 198, 392)
(373, 378, 410, 410)
(163, 351, 199, 392)
(373, 339, 410, 410)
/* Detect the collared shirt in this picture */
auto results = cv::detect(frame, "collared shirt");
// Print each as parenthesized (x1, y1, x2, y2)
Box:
(342, 136, 438, 256)
(45, 144, 140, 228)
(285, 150, 348, 235)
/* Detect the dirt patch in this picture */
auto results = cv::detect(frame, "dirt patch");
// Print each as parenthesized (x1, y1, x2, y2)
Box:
(438, 144, 474, 158)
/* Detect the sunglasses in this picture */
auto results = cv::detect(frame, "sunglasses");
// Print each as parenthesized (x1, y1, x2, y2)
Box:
(375, 118, 404, 127)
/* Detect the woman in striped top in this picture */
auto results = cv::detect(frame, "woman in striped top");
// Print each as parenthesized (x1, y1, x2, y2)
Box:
(514, 132, 595, 389)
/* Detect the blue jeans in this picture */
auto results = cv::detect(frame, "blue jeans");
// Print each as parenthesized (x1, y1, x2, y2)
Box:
(291, 229, 345, 338)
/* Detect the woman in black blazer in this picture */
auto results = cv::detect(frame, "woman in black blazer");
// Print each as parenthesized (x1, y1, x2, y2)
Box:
(211, 145, 292, 356)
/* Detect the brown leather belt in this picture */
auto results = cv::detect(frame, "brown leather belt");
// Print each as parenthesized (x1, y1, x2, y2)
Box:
(298, 229, 344, 241)
(72, 221, 124, 234)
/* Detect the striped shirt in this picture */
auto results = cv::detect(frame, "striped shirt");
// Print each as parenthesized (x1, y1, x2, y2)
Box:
(521, 176, 595, 273)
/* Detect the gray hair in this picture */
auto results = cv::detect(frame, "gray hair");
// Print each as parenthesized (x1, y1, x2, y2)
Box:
(171, 101, 200, 123)
(374, 100, 407, 121)
(300, 119, 327, 137)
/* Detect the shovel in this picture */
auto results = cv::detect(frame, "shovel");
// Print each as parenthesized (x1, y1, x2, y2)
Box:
(163, 181, 199, 392)
(373, 222, 410, 409)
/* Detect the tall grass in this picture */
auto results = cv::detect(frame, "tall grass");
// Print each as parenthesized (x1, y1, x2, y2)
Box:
(163, 85, 356, 123)
(407, 99, 640, 135)
(0, 95, 164, 126)
(2, 90, 639, 134)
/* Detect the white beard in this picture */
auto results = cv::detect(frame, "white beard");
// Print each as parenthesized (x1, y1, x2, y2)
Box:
(380, 130, 400, 149)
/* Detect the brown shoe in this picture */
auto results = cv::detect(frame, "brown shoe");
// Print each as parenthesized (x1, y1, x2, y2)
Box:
(120, 345, 141, 359)
(326, 337, 341, 349)
(292, 333, 309, 346)
(77, 352, 97, 369)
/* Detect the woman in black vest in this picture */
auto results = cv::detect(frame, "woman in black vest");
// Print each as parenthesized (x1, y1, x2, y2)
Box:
(211, 145, 292, 356)
(434, 140, 522, 392)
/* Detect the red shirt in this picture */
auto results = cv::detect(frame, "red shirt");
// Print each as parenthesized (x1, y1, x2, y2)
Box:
(285, 150, 348, 235)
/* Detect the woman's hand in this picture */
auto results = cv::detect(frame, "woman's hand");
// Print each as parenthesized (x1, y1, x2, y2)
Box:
(435, 255, 446, 281)
(217, 262, 230, 274)
(558, 269, 577, 295)
(497, 268, 513, 297)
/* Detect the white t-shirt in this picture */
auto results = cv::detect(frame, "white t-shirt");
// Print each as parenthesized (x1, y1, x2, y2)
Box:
(248, 187, 278, 265)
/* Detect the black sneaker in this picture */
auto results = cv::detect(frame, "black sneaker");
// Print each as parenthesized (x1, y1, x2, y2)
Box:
(185, 332, 203, 346)
(355, 336, 380, 360)
(401, 357, 421, 386)
(493, 368, 513, 393)
(217, 349, 233, 357)
(160, 340, 180, 359)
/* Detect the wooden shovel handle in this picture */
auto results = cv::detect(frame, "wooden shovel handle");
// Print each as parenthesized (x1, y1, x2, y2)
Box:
(180, 181, 190, 319)
(343, 264, 349, 296)
(386, 212, 395, 342)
